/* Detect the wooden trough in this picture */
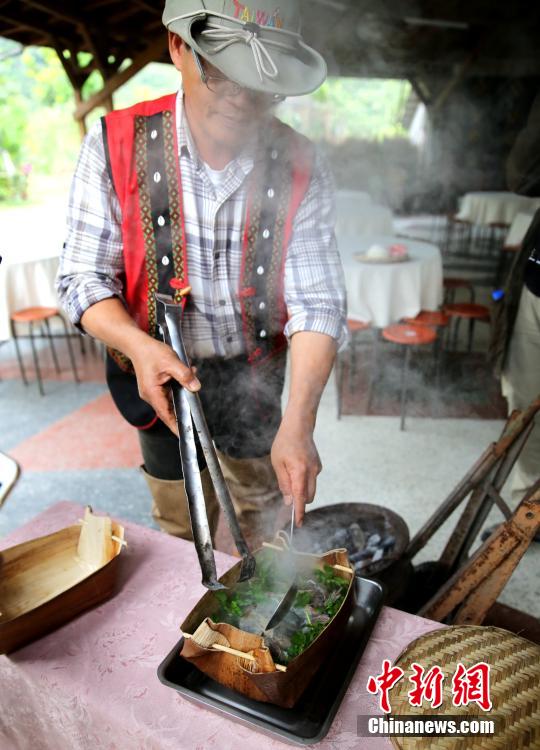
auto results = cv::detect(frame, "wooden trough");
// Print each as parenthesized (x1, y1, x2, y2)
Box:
(179, 544, 356, 708)
(0, 507, 125, 653)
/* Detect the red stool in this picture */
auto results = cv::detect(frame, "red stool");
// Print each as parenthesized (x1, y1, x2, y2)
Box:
(336, 319, 371, 419)
(382, 323, 437, 431)
(403, 310, 450, 328)
(10, 307, 79, 396)
(443, 303, 490, 353)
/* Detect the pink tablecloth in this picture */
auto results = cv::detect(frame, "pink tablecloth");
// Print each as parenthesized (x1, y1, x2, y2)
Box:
(0, 503, 443, 750)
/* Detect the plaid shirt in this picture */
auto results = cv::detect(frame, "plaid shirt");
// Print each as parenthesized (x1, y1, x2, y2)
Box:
(57, 93, 347, 359)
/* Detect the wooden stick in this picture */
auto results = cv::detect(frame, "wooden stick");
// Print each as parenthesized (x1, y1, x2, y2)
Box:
(262, 541, 285, 552)
(261, 543, 353, 573)
(333, 564, 354, 574)
(182, 633, 287, 672)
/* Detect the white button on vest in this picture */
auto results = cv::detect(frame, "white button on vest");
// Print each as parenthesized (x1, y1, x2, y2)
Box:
(153, 172, 161, 183)
(259, 330, 267, 339)
(271, 149, 278, 160)
(157, 215, 166, 227)
(259, 301, 266, 310)
(262, 229, 270, 239)
(257, 266, 265, 275)
(162, 256, 170, 266)
(267, 188, 275, 198)
(150, 129, 158, 140)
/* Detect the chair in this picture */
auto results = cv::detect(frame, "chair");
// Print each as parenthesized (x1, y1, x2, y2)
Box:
(444, 303, 490, 352)
(381, 323, 437, 431)
(10, 306, 79, 395)
(443, 277, 475, 305)
(443, 215, 472, 257)
(336, 319, 371, 420)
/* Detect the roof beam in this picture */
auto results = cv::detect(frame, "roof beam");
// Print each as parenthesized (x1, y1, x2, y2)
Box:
(73, 35, 167, 121)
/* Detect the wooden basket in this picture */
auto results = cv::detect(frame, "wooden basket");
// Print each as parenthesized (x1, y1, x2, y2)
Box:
(180, 545, 356, 708)
(0, 507, 125, 653)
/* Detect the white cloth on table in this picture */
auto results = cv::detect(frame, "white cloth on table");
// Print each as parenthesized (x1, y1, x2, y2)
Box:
(504, 212, 535, 248)
(338, 235, 443, 328)
(456, 191, 540, 226)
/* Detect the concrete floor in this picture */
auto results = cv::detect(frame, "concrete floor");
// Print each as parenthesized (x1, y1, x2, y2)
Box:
(0, 336, 538, 619)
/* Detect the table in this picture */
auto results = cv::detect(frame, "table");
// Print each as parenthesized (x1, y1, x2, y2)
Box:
(0, 502, 443, 750)
(338, 235, 443, 328)
(456, 191, 540, 226)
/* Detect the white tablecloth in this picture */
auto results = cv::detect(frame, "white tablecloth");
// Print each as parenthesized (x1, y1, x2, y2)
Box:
(339, 235, 443, 328)
(456, 191, 540, 226)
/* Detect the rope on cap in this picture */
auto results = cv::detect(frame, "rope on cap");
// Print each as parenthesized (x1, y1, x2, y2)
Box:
(201, 21, 278, 81)
(166, 11, 304, 84)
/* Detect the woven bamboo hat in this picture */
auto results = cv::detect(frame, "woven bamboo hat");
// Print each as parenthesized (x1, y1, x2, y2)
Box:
(162, 0, 327, 97)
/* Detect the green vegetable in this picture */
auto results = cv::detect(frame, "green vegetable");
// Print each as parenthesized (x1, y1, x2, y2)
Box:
(210, 557, 349, 664)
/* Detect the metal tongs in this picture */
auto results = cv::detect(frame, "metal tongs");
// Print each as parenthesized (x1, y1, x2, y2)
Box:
(155, 293, 256, 590)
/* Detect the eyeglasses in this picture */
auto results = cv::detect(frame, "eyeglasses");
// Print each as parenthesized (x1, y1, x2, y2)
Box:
(191, 48, 284, 106)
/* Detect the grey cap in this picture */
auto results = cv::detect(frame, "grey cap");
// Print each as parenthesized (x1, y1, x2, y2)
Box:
(162, 0, 327, 97)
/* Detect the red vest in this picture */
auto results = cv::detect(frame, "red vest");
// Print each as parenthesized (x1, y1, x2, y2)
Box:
(102, 93, 313, 369)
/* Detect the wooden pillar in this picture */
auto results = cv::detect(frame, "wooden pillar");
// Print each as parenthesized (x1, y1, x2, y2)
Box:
(74, 89, 87, 139)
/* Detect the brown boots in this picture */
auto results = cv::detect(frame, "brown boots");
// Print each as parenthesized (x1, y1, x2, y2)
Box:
(141, 466, 220, 542)
(142, 452, 285, 549)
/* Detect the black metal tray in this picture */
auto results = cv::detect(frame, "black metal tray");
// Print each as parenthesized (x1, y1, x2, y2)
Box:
(157, 576, 384, 746)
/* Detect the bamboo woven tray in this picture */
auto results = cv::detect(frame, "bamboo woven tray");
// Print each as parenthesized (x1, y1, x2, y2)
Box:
(388, 625, 540, 750)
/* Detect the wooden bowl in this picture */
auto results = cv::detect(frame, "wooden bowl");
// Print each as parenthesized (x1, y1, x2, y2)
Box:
(0, 507, 125, 653)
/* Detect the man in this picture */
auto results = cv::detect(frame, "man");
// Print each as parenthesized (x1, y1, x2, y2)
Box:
(57, 0, 347, 544)
(490, 91, 540, 520)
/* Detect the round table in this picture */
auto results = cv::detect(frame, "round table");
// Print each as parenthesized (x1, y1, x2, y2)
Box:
(456, 191, 540, 226)
(338, 235, 443, 328)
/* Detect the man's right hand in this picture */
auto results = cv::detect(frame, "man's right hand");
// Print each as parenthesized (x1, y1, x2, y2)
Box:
(80, 298, 200, 436)
(130, 338, 201, 435)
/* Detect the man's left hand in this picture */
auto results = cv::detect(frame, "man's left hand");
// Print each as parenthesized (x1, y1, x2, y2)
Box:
(271, 417, 322, 526)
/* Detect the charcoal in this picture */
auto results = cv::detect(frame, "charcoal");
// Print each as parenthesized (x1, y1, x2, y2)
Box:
(367, 533, 381, 546)
(348, 523, 365, 550)
(371, 548, 384, 562)
(330, 529, 349, 547)
(349, 549, 372, 563)
(354, 559, 373, 571)
(381, 535, 396, 551)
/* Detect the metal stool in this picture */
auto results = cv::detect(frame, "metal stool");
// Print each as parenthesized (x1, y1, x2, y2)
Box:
(444, 303, 490, 353)
(336, 319, 371, 420)
(382, 323, 437, 431)
(10, 307, 79, 395)
(403, 310, 450, 386)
